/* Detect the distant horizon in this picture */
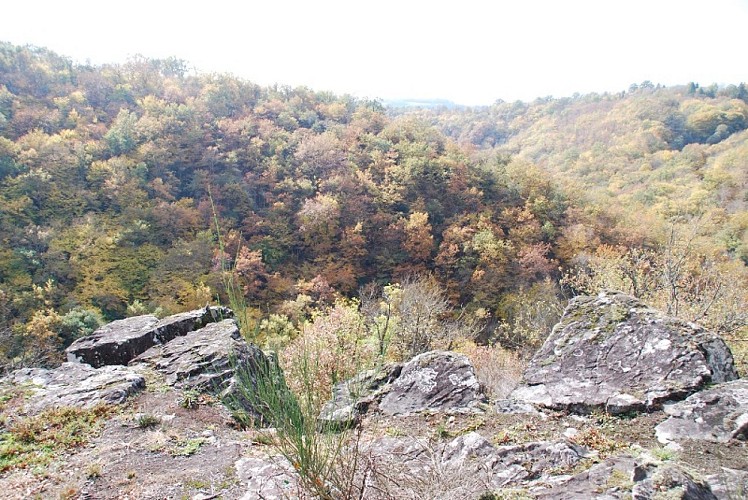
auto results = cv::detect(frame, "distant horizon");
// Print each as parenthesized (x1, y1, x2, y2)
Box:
(6, 40, 744, 109)
(4, 0, 748, 106)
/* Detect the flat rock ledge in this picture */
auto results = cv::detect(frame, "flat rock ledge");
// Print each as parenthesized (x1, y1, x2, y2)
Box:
(510, 291, 738, 415)
(5, 362, 145, 414)
(131, 318, 266, 392)
(655, 378, 748, 444)
(66, 306, 231, 368)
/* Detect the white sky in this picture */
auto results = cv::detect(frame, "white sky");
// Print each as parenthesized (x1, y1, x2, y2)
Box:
(4, 0, 748, 105)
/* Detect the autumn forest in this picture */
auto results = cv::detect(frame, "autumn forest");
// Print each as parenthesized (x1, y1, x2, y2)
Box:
(2, 42, 748, 373)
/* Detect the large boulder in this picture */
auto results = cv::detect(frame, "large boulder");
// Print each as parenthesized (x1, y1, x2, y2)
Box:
(379, 350, 487, 415)
(320, 351, 486, 425)
(706, 468, 748, 499)
(66, 306, 231, 367)
(510, 291, 738, 414)
(655, 379, 748, 444)
(533, 455, 637, 499)
(631, 462, 717, 500)
(130, 319, 266, 392)
(318, 363, 403, 427)
(5, 362, 145, 414)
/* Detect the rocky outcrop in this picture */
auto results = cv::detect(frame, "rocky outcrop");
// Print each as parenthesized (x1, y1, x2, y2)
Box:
(367, 432, 587, 494)
(706, 468, 748, 499)
(534, 455, 718, 499)
(379, 351, 487, 415)
(130, 319, 266, 392)
(655, 378, 748, 444)
(318, 362, 403, 428)
(66, 306, 231, 368)
(533, 455, 637, 499)
(6, 362, 145, 414)
(510, 291, 738, 415)
(320, 351, 486, 425)
(631, 462, 717, 499)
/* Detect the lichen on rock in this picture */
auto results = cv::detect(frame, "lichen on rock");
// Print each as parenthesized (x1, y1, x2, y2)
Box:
(510, 291, 738, 415)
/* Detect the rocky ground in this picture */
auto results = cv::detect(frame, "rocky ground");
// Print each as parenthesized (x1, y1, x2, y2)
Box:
(1, 292, 747, 499)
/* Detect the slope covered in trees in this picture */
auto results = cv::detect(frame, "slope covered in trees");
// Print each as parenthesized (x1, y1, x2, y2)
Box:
(399, 85, 748, 357)
(1, 42, 747, 372)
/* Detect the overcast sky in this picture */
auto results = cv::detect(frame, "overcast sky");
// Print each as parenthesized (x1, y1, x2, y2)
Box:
(4, 0, 748, 105)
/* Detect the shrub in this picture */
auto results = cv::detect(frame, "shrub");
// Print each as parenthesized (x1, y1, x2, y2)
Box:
(494, 279, 563, 353)
(136, 413, 161, 429)
(457, 341, 526, 399)
(361, 275, 482, 361)
(58, 306, 103, 346)
(228, 351, 370, 499)
(280, 300, 376, 412)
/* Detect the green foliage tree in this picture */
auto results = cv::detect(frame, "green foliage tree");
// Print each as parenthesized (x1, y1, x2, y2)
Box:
(3, 41, 748, 373)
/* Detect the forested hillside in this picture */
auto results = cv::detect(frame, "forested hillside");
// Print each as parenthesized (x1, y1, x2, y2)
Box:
(1, 43, 747, 371)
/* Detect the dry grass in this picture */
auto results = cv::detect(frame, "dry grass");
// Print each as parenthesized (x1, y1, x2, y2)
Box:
(356, 437, 495, 499)
(457, 342, 527, 400)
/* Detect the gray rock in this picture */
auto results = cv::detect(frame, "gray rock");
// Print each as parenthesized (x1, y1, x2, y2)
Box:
(535, 455, 718, 500)
(6, 362, 145, 414)
(511, 291, 738, 415)
(320, 351, 486, 424)
(533, 455, 637, 499)
(705, 468, 748, 499)
(494, 398, 546, 416)
(130, 319, 264, 392)
(235, 455, 300, 500)
(367, 432, 587, 492)
(632, 462, 717, 499)
(655, 379, 748, 444)
(379, 351, 487, 415)
(66, 306, 231, 368)
(318, 363, 402, 428)
(488, 439, 588, 487)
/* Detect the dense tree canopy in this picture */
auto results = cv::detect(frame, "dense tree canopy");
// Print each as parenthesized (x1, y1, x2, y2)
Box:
(1, 43, 747, 371)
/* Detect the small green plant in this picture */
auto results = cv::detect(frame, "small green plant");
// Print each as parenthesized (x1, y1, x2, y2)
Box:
(136, 413, 161, 429)
(249, 430, 275, 446)
(493, 430, 512, 445)
(385, 426, 407, 438)
(606, 468, 634, 491)
(227, 349, 369, 499)
(435, 423, 452, 439)
(478, 489, 533, 500)
(454, 415, 486, 436)
(179, 389, 201, 409)
(171, 437, 206, 456)
(185, 478, 211, 489)
(652, 446, 678, 462)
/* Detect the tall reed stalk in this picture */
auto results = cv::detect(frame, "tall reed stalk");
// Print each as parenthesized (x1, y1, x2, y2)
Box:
(210, 189, 368, 498)
(209, 190, 256, 341)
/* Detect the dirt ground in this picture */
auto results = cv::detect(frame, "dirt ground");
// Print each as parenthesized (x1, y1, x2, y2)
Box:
(1, 385, 746, 499)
